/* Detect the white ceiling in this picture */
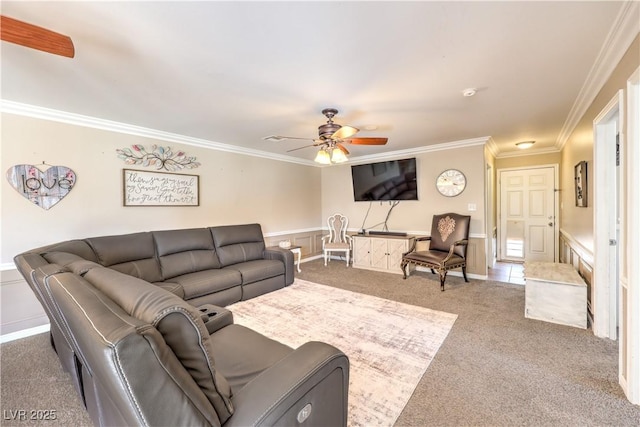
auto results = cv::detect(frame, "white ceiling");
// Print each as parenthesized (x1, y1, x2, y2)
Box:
(1, 1, 638, 165)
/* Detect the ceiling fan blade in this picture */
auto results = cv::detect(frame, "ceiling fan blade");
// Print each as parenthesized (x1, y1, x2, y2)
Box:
(263, 135, 316, 142)
(331, 125, 359, 140)
(1, 15, 75, 58)
(286, 142, 324, 152)
(336, 143, 350, 155)
(346, 137, 388, 145)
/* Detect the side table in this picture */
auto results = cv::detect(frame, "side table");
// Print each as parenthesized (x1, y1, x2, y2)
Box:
(288, 245, 302, 273)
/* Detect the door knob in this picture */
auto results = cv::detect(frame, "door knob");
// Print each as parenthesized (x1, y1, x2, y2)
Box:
(548, 222, 554, 227)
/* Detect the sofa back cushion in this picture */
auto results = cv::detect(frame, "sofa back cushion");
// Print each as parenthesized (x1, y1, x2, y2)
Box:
(210, 224, 265, 267)
(43, 239, 99, 262)
(153, 228, 220, 279)
(83, 267, 234, 423)
(86, 232, 162, 283)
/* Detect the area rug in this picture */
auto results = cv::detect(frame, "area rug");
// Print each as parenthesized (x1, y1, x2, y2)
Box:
(227, 279, 457, 427)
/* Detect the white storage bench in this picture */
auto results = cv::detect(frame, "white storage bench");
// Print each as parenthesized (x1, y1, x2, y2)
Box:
(524, 262, 587, 329)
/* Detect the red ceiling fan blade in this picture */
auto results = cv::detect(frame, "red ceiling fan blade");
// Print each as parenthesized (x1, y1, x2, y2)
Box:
(332, 125, 359, 140)
(1, 15, 75, 58)
(346, 137, 388, 145)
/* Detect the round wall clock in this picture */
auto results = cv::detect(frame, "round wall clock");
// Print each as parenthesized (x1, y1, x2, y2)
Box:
(436, 169, 466, 197)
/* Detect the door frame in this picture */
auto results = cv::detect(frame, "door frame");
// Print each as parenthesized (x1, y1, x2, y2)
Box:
(592, 90, 623, 340)
(622, 67, 639, 404)
(497, 164, 559, 263)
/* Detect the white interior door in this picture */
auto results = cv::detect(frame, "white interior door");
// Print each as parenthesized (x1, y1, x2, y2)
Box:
(499, 167, 556, 262)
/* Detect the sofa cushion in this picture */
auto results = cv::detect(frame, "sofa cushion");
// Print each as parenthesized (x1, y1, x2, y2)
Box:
(45, 240, 99, 262)
(46, 272, 222, 427)
(210, 224, 265, 267)
(153, 228, 221, 279)
(169, 269, 241, 300)
(83, 267, 234, 423)
(86, 232, 162, 283)
(208, 324, 292, 393)
(153, 281, 185, 299)
(225, 259, 284, 285)
(42, 251, 101, 276)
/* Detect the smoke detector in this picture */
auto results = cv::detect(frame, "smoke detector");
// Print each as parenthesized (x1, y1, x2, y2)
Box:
(462, 88, 477, 97)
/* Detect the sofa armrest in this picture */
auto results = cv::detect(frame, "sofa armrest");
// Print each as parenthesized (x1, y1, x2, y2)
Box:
(264, 247, 295, 285)
(196, 304, 234, 334)
(225, 341, 349, 427)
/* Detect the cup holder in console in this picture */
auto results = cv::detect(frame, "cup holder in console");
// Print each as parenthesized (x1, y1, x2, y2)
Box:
(199, 307, 218, 318)
(197, 304, 233, 334)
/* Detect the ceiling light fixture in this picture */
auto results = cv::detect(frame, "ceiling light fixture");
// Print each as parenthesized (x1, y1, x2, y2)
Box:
(331, 147, 348, 163)
(314, 142, 349, 165)
(314, 148, 331, 165)
(515, 140, 535, 149)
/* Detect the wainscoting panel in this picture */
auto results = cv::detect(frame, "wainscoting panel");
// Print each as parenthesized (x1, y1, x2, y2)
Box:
(559, 230, 594, 319)
(0, 267, 48, 335)
(264, 229, 326, 258)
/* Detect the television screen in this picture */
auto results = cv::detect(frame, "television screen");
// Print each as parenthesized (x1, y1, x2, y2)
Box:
(351, 158, 418, 201)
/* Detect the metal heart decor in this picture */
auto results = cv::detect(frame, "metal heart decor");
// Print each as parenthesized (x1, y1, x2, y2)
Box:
(6, 164, 77, 210)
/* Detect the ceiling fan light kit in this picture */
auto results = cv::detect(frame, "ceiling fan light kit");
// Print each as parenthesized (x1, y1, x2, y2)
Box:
(330, 147, 348, 164)
(314, 149, 331, 165)
(269, 108, 389, 164)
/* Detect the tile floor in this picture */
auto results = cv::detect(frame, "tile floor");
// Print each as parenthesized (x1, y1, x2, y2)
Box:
(487, 261, 525, 285)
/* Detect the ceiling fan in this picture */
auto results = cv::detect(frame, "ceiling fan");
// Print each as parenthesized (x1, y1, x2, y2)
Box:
(1, 15, 75, 58)
(263, 108, 388, 163)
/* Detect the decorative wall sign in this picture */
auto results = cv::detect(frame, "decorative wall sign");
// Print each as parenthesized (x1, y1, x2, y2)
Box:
(574, 161, 587, 207)
(6, 164, 76, 210)
(116, 145, 201, 171)
(123, 169, 199, 206)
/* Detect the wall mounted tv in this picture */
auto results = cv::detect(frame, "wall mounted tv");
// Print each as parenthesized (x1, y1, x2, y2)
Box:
(351, 158, 418, 201)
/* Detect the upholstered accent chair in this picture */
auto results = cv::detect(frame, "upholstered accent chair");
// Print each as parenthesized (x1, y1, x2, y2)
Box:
(401, 213, 471, 291)
(322, 213, 352, 267)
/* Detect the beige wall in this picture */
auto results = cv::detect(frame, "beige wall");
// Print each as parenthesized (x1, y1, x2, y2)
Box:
(320, 144, 487, 236)
(320, 144, 487, 275)
(1, 113, 322, 265)
(560, 35, 640, 252)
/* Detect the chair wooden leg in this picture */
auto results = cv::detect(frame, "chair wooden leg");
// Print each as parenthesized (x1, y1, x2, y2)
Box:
(401, 261, 409, 279)
(324, 251, 328, 266)
(439, 270, 447, 291)
(462, 266, 469, 282)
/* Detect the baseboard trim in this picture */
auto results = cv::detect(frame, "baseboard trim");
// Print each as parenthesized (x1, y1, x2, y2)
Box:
(0, 323, 50, 344)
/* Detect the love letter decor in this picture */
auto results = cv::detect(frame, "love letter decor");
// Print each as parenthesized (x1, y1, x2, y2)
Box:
(6, 164, 77, 210)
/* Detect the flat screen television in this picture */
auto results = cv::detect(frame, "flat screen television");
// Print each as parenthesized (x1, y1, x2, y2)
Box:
(351, 158, 418, 201)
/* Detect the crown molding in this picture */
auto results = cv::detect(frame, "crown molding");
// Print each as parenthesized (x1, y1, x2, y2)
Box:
(2, 100, 491, 168)
(556, 1, 640, 150)
(0, 100, 317, 167)
(495, 146, 561, 159)
(484, 136, 499, 158)
(347, 136, 490, 165)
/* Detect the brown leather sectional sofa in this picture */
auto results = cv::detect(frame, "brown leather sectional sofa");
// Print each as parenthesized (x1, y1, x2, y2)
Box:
(14, 223, 349, 426)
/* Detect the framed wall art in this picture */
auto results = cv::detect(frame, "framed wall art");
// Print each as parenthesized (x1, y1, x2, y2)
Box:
(574, 161, 587, 207)
(123, 169, 199, 206)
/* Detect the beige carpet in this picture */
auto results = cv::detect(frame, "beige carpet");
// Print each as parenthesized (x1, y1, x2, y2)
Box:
(227, 279, 457, 427)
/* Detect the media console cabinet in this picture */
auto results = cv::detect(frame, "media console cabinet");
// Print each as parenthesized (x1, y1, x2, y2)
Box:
(352, 234, 415, 274)
(524, 261, 587, 329)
